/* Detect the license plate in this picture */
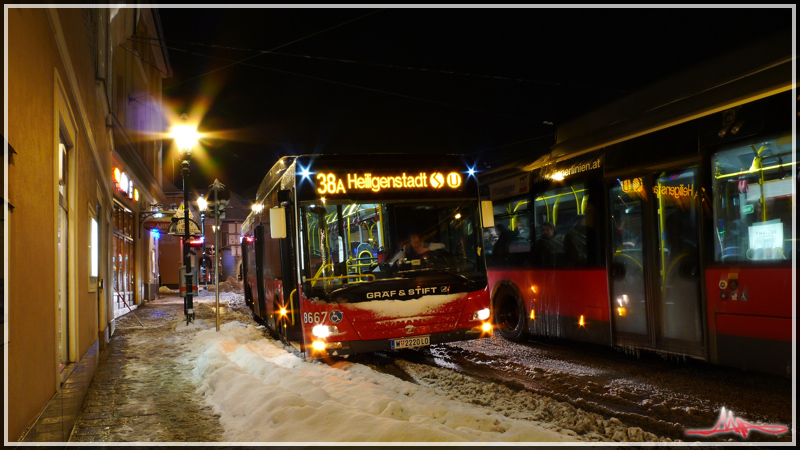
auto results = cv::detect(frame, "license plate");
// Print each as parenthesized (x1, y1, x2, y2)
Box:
(391, 335, 430, 350)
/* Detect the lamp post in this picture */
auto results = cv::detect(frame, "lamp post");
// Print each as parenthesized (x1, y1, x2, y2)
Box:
(197, 194, 208, 291)
(172, 114, 200, 323)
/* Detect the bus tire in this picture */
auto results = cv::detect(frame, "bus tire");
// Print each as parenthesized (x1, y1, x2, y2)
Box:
(494, 288, 527, 342)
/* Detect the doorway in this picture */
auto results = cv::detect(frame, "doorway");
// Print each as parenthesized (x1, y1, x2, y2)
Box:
(607, 166, 705, 357)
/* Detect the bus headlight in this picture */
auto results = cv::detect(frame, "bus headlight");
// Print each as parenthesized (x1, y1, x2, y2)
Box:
(312, 325, 338, 338)
(473, 308, 490, 321)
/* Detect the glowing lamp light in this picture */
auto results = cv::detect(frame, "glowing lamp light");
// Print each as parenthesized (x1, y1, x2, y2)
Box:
(171, 123, 201, 155)
(300, 166, 311, 179)
(312, 340, 327, 351)
(467, 166, 476, 177)
(477, 308, 490, 321)
(197, 195, 208, 213)
(530, 309, 536, 320)
(152, 229, 161, 240)
(280, 307, 288, 316)
(454, 213, 462, 220)
(551, 172, 565, 181)
(579, 315, 585, 327)
(252, 203, 264, 213)
(482, 322, 492, 333)
(312, 325, 333, 338)
(617, 307, 627, 317)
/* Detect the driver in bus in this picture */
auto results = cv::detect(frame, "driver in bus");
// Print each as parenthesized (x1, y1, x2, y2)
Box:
(406, 233, 431, 259)
(390, 232, 444, 262)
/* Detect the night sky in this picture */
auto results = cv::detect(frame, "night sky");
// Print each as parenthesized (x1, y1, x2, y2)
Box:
(155, 6, 792, 198)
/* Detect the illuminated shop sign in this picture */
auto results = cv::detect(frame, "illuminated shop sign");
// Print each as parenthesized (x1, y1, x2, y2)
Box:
(315, 171, 463, 195)
(113, 167, 138, 201)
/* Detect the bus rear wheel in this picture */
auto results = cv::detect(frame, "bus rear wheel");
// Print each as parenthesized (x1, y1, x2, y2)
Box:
(494, 290, 527, 342)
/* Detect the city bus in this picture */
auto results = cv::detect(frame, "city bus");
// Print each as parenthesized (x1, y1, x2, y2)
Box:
(241, 154, 494, 358)
(481, 30, 793, 376)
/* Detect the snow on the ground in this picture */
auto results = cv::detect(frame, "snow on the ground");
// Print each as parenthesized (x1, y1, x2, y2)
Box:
(183, 292, 582, 443)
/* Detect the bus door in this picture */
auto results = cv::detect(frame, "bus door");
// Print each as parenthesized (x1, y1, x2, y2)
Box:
(279, 202, 302, 342)
(253, 224, 266, 319)
(608, 166, 705, 357)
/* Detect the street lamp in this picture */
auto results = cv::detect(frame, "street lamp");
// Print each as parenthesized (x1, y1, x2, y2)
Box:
(172, 113, 200, 324)
(197, 194, 208, 291)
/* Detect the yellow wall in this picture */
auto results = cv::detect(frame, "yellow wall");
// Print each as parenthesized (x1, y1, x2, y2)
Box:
(7, 8, 107, 440)
(8, 9, 62, 439)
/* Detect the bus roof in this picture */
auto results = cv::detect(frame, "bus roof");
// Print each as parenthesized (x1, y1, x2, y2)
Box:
(481, 29, 792, 186)
(546, 29, 792, 170)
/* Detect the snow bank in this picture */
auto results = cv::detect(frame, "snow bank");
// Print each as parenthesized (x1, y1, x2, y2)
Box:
(187, 320, 578, 443)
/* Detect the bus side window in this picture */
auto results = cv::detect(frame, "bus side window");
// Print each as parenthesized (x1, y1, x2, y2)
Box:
(712, 135, 793, 263)
(533, 182, 600, 267)
(487, 195, 532, 267)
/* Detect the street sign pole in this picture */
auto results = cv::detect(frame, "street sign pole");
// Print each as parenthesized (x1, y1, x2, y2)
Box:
(182, 160, 194, 325)
(214, 181, 221, 332)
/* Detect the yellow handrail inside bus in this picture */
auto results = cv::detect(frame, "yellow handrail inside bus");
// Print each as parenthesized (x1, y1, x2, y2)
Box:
(377, 206, 384, 248)
(613, 250, 644, 272)
(570, 186, 580, 213)
(714, 160, 794, 179)
(345, 250, 375, 274)
(553, 192, 568, 227)
(663, 253, 689, 292)
(753, 146, 767, 222)
(312, 263, 334, 286)
(309, 274, 375, 282)
(656, 179, 667, 286)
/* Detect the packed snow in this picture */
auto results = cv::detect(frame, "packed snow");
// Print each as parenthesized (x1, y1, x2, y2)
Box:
(188, 303, 566, 441)
(178, 292, 675, 443)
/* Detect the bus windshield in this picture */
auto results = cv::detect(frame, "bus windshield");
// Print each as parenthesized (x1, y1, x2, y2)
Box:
(299, 199, 484, 299)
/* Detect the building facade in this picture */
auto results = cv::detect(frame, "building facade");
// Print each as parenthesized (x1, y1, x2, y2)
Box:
(158, 189, 247, 288)
(6, 7, 171, 441)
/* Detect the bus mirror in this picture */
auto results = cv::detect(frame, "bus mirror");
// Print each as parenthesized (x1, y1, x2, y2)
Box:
(270, 207, 287, 239)
(481, 200, 495, 228)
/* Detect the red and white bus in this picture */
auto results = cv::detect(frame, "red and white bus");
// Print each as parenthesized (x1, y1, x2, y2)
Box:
(241, 155, 494, 358)
(482, 31, 793, 376)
